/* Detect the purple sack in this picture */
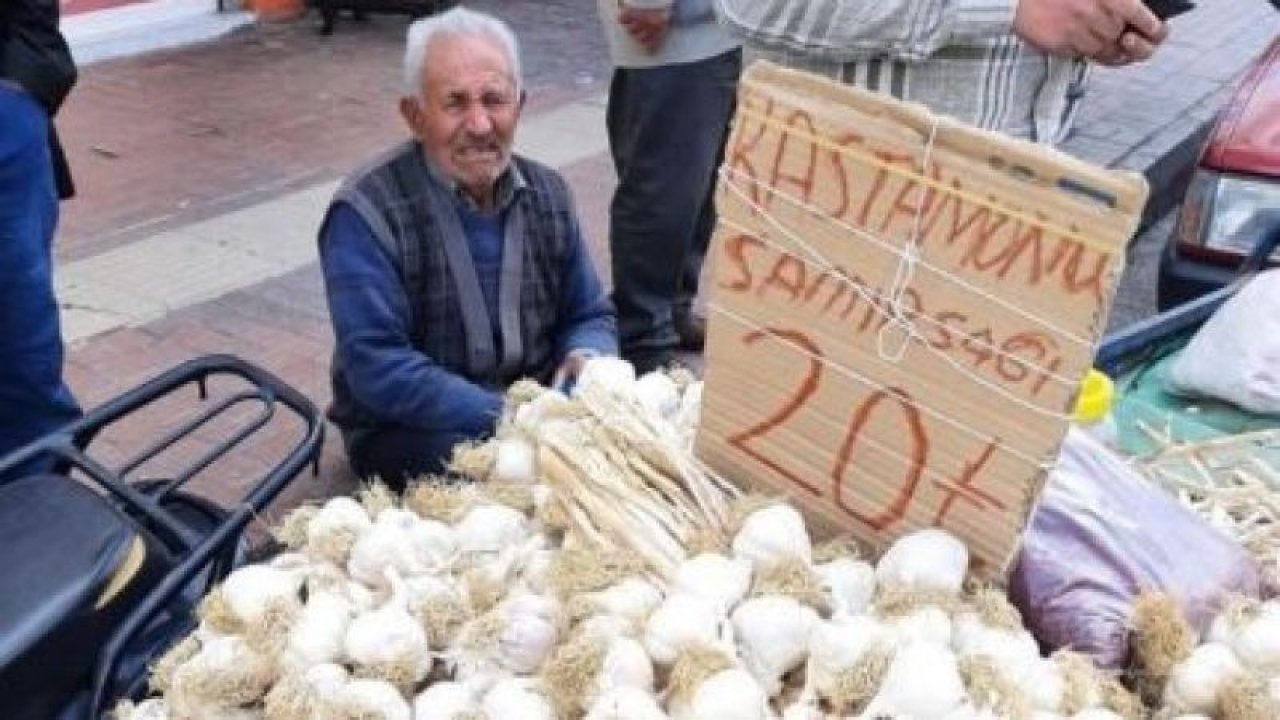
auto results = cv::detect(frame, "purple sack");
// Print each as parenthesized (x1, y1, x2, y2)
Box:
(1009, 428, 1259, 670)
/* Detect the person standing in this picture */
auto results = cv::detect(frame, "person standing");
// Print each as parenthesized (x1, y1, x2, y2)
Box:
(319, 7, 617, 488)
(714, 0, 1169, 145)
(599, 0, 741, 373)
(0, 0, 82, 475)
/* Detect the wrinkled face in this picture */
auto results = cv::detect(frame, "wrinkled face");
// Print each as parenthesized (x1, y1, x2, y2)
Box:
(401, 33, 522, 208)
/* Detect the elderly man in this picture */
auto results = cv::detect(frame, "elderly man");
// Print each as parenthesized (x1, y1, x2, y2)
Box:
(319, 7, 617, 487)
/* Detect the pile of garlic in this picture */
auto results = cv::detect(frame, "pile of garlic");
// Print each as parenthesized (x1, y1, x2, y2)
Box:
(1131, 593, 1280, 719)
(114, 359, 1140, 720)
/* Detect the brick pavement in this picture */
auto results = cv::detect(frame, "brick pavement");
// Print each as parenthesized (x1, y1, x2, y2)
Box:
(50, 1, 1280, 532)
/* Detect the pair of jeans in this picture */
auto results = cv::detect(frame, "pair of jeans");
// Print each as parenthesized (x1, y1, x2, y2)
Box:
(607, 48, 742, 368)
(0, 85, 81, 479)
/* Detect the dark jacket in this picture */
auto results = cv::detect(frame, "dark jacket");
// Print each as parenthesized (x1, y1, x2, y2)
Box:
(1, 0, 77, 198)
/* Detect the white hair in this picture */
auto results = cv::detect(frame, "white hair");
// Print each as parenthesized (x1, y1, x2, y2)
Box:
(402, 7, 523, 100)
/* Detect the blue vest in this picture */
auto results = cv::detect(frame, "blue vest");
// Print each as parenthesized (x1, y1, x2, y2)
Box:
(325, 142, 576, 434)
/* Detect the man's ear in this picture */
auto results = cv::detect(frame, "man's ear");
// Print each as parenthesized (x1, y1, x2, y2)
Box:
(399, 97, 421, 137)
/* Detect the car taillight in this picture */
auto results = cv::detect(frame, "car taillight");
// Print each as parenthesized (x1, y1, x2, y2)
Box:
(1175, 169, 1280, 263)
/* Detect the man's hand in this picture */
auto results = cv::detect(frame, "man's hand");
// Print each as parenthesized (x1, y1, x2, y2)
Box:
(1014, 0, 1168, 65)
(551, 350, 597, 393)
(619, 5, 672, 53)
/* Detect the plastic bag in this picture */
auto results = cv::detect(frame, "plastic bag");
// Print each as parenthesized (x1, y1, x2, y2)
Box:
(1008, 427, 1259, 670)
(1167, 269, 1280, 415)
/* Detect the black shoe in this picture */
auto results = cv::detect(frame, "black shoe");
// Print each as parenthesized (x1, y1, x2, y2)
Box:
(674, 312, 706, 352)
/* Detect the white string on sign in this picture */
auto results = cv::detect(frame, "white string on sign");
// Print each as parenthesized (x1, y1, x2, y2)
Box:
(707, 300, 1059, 473)
(714, 189, 1085, 406)
(715, 164, 1093, 352)
(876, 117, 940, 364)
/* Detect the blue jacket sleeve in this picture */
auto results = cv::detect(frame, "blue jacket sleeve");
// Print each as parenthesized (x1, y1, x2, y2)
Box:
(553, 211, 618, 361)
(319, 203, 503, 436)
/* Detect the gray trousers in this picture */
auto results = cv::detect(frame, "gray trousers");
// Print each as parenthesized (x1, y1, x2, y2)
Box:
(607, 48, 741, 362)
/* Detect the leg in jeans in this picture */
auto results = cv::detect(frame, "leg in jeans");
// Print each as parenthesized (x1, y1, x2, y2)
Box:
(0, 86, 81, 478)
(607, 49, 742, 372)
(348, 426, 474, 491)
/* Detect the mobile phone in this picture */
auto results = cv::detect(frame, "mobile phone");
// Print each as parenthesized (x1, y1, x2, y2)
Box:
(1143, 0, 1194, 21)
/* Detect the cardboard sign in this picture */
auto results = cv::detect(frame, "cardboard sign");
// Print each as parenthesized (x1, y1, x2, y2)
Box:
(695, 62, 1149, 575)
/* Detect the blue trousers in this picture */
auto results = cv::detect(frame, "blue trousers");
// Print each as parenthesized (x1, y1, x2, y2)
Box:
(607, 48, 741, 364)
(347, 426, 473, 490)
(0, 86, 81, 475)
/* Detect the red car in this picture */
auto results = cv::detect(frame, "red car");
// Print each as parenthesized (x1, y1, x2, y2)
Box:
(1158, 33, 1280, 310)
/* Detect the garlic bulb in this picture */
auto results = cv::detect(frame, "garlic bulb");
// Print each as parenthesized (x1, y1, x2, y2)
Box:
(280, 588, 353, 673)
(806, 615, 888, 700)
(584, 685, 667, 720)
(876, 528, 969, 594)
(218, 564, 303, 630)
(482, 677, 556, 720)
(732, 504, 812, 570)
(495, 592, 562, 674)
(346, 512, 431, 587)
(951, 613, 1040, 676)
(333, 678, 411, 720)
(454, 503, 530, 559)
(816, 556, 876, 617)
(575, 356, 637, 401)
(412, 681, 480, 720)
(1020, 657, 1067, 713)
(885, 605, 953, 648)
(493, 436, 538, 484)
(730, 595, 818, 696)
(644, 593, 724, 665)
(306, 496, 372, 564)
(669, 666, 769, 720)
(594, 635, 656, 699)
(863, 642, 967, 719)
(343, 570, 432, 684)
(1219, 600, 1280, 674)
(673, 552, 753, 616)
(634, 371, 680, 420)
(168, 635, 275, 716)
(1163, 642, 1245, 715)
(587, 577, 664, 626)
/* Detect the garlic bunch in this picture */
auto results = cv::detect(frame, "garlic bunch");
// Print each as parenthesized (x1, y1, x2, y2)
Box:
(816, 556, 876, 617)
(454, 502, 530, 560)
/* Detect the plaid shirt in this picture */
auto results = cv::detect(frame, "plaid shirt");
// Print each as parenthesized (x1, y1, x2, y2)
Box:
(715, 0, 1089, 144)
